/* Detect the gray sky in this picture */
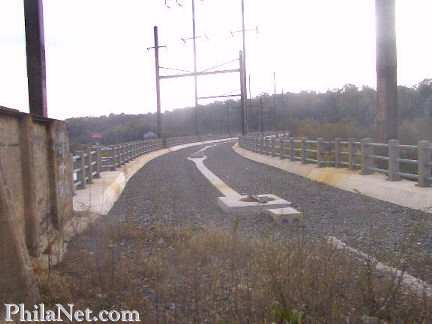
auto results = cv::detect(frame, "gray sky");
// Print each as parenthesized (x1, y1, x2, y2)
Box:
(0, 0, 431, 120)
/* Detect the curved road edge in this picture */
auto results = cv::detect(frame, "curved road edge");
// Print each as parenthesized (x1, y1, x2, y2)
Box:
(233, 143, 432, 214)
(73, 138, 237, 216)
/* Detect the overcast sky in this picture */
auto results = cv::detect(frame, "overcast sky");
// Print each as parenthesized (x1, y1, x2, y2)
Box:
(0, 0, 431, 120)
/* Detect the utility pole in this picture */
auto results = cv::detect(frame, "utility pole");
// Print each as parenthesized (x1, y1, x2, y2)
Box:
(375, 0, 398, 141)
(240, 51, 247, 135)
(241, 0, 248, 134)
(248, 74, 252, 100)
(23, 0, 48, 117)
(148, 26, 166, 138)
(273, 72, 277, 131)
(154, 26, 162, 138)
(192, 0, 199, 136)
(259, 97, 264, 133)
(226, 102, 231, 136)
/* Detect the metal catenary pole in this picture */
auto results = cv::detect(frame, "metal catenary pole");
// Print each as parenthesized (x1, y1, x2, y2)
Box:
(154, 26, 162, 138)
(192, 0, 199, 136)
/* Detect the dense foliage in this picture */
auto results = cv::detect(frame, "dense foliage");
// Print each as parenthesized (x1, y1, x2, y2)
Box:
(66, 79, 432, 145)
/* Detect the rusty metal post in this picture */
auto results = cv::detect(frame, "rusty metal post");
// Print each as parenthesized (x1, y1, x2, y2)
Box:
(23, 0, 48, 117)
(375, 0, 398, 141)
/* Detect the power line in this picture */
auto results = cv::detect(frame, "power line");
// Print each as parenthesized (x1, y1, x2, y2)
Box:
(160, 66, 193, 73)
(200, 58, 239, 73)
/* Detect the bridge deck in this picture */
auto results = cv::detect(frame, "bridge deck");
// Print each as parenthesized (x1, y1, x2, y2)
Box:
(66, 142, 432, 285)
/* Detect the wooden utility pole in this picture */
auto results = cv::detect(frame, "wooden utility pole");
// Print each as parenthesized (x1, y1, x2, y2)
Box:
(23, 0, 48, 117)
(153, 26, 162, 138)
(375, 0, 398, 141)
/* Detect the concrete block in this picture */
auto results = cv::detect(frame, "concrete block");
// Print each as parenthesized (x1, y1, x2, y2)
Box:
(266, 207, 303, 224)
(217, 194, 291, 215)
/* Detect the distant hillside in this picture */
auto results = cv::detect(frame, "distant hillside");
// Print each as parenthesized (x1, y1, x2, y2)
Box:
(66, 81, 432, 145)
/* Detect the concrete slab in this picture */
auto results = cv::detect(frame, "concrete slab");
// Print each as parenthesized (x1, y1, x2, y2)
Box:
(217, 194, 291, 215)
(266, 207, 303, 224)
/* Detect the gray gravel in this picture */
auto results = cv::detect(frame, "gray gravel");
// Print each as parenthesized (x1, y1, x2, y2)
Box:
(80, 142, 432, 283)
(204, 143, 432, 282)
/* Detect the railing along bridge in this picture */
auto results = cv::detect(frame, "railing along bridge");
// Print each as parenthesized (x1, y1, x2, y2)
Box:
(240, 134, 432, 188)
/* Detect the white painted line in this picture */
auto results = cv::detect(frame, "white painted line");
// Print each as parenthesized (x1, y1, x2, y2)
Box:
(188, 153, 241, 198)
(328, 236, 432, 298)
(188, 146, 296, 216)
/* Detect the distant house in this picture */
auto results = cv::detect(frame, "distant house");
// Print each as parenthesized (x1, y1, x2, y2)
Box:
(143, 131, 158, 140)
(89, 132, 103, 144)
(90, 132, 103, 140)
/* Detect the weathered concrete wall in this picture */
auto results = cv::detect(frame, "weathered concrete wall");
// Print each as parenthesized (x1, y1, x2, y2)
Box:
(0, 107, 73, 304)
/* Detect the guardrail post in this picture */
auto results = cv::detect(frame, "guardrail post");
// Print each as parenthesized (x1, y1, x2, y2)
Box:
(348, 138, 354, 170)
(317, 137, 324, 167)
(255, 137, 259, 152)
(126, 143, 131, 162)
(117, 145, 121, 165)
(77, 151, 86, 189)
(280, 138, 286, 159)
(290, 137, 296, 161)
(123, 144, 127, 163)
(86, 146, 93, 184)
(271, 137, 276, 157)
(301, 137, 307, 164)
(418, 140, 431, 187)
(360, 138, 373, 175)
(95, 145, 101, 178)
(110, 146, 116, 170)
(121, 144, 126, 164)
(334, 138, 341, 168)
(260, 136, 264, 154)
(388, 139, 400, 181)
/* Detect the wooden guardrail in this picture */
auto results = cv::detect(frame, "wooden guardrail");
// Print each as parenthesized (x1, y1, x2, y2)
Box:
(72, 135, 230, 191)
(239, 134, 432, 187)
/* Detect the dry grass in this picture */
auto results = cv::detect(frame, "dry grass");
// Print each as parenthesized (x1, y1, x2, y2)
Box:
(40, 221, 432, 323)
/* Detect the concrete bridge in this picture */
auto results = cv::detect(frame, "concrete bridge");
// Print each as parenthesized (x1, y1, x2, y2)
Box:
(1, 105, 432, 305)
(3, 0, 431, 312)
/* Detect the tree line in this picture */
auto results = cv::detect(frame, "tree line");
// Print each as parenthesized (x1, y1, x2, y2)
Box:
(66, 79, 432, 145)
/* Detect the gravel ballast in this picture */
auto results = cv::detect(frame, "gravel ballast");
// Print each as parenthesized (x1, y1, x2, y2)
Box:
(68, 142, 432, 284)
(204, 142, 432, 282)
